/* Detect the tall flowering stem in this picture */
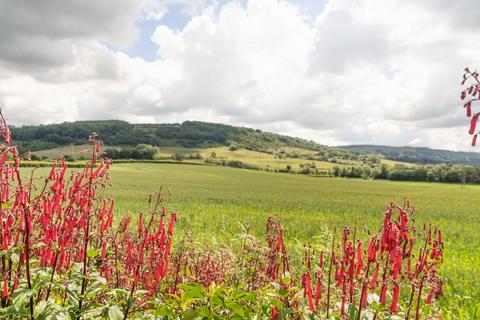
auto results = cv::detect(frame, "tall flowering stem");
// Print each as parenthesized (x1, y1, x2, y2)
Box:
(461, 67, 480, 145)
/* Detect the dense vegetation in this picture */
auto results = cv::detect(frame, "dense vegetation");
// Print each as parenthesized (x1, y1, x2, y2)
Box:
(338, 144, 480, 165)
(331, 162, 480, 183)
(11, 120, 328, 152)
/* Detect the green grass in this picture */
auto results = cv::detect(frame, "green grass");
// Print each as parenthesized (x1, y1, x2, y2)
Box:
(32, 144, 368, 171)
(25, 163, 479, 318)
(32, 144, 115, 160)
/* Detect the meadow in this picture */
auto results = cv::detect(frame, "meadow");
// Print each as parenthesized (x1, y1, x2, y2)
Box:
(22, 162, 480, 318)
(106, 163, 478, 318)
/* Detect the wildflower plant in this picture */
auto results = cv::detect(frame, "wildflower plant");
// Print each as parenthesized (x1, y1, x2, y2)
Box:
(461, 67, 480, 146)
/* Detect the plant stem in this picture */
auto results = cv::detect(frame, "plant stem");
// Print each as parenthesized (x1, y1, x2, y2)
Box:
(405, 284, 416, 320)
(357, 260, 371, 320)
(123, 264, 140, 320)
(415, 276, 426, 320)
(24, 207, 34, 320)
(79, 146, 96, 312)
(44, 250, 59, 301)
(326, 226, 336, 318)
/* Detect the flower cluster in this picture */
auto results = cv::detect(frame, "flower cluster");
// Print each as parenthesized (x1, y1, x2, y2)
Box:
(0, 111, 177, 319)
(299, 203, 444, 319)
(461, 67, 480, 146)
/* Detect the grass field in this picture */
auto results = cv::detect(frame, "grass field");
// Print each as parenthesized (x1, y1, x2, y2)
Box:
(32, 144, 114, 159)
(32, 144, 375, 172)
(199, 146, 339, 171)
(25, 162, 479, 318)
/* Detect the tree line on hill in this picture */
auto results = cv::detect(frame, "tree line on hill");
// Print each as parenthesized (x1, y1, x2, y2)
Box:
(338, 144, 480, 166)
(11, 120, 327, 152)
(331, 163, 480, 183)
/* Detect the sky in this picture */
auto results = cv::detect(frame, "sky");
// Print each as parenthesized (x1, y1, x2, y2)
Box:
(0, 0, 478, 151)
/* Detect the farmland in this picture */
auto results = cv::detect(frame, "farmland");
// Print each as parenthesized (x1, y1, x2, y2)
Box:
(26, 162, 479, 318)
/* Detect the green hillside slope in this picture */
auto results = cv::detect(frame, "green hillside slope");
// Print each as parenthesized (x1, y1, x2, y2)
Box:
(338, 144, 480, 165)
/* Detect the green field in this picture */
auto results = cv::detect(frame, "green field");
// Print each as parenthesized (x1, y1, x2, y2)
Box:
(33, 144, 389, 173)
(25, 163, 479, 318)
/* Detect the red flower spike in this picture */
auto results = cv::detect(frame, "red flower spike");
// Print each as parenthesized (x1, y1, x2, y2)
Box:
(380, 284, 387, 305)
(302, 273, 316, 313)
(356, 242, 365, 275)
(472, 134, 478, 147)
(367, 236, 377, 262)
(368, 262, 379, 289)
(469, 113, 479, 135)
(465, 101, 472, 117)
(389, 284, 400, 313)
(314, 272, 322, 304)
(360, 286, 367, 308)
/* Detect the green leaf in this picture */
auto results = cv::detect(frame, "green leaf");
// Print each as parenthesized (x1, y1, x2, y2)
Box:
(180, 284, 207, 307)
(181, 309, 200, 320)
(226, 302, 245, 317)
(348, 303, 358, 320)
(10, 252, 19, 264)
(108, 305, 124, 320)
(87, 248, 99, 258)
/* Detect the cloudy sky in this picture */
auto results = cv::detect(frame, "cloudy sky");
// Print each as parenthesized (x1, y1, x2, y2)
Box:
(0, 0, 477, 150)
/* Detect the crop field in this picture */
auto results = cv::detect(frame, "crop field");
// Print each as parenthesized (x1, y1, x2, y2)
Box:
(199, 146, 339, 170)
(33, 144, 371, 171)
(21, 162, 480, 318)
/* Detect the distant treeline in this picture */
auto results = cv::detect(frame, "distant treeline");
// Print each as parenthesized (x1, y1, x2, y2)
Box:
(332, 163, 480, 183)
(11, 120, 326, 152)
(338, 145, 480, 166)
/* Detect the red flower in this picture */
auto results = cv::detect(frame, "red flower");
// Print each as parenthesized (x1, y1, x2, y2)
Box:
(302, 272, 316, 313)
(368, 262, 379, 289)
(389, 284, 400, 313)
(469, 113, 480, 135)
(356, 242, 365, 275)
(465, 101, 472, 117)
(380, 284, 387, 305)
(367, 236, 377, 262)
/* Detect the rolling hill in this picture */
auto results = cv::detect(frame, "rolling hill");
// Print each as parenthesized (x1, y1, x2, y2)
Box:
(337, 144, 480, 165)
(11, 120, 364, 162)
(10, 120, 480, 166)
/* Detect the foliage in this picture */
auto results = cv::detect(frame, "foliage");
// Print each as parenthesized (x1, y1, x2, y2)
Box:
(105, 144, 160, 160)
(338, 144, 480, 166)
(11, 120, 326, 152)
(330, 162, 480, 183)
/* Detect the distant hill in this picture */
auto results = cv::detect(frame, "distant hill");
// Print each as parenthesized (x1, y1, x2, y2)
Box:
(11, 120, 329, 152)
(11, 120, 480, 166)
(337, 144, 480, 165)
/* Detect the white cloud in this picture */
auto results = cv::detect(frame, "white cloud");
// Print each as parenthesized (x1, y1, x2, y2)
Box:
(0, 0, 478, 151)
